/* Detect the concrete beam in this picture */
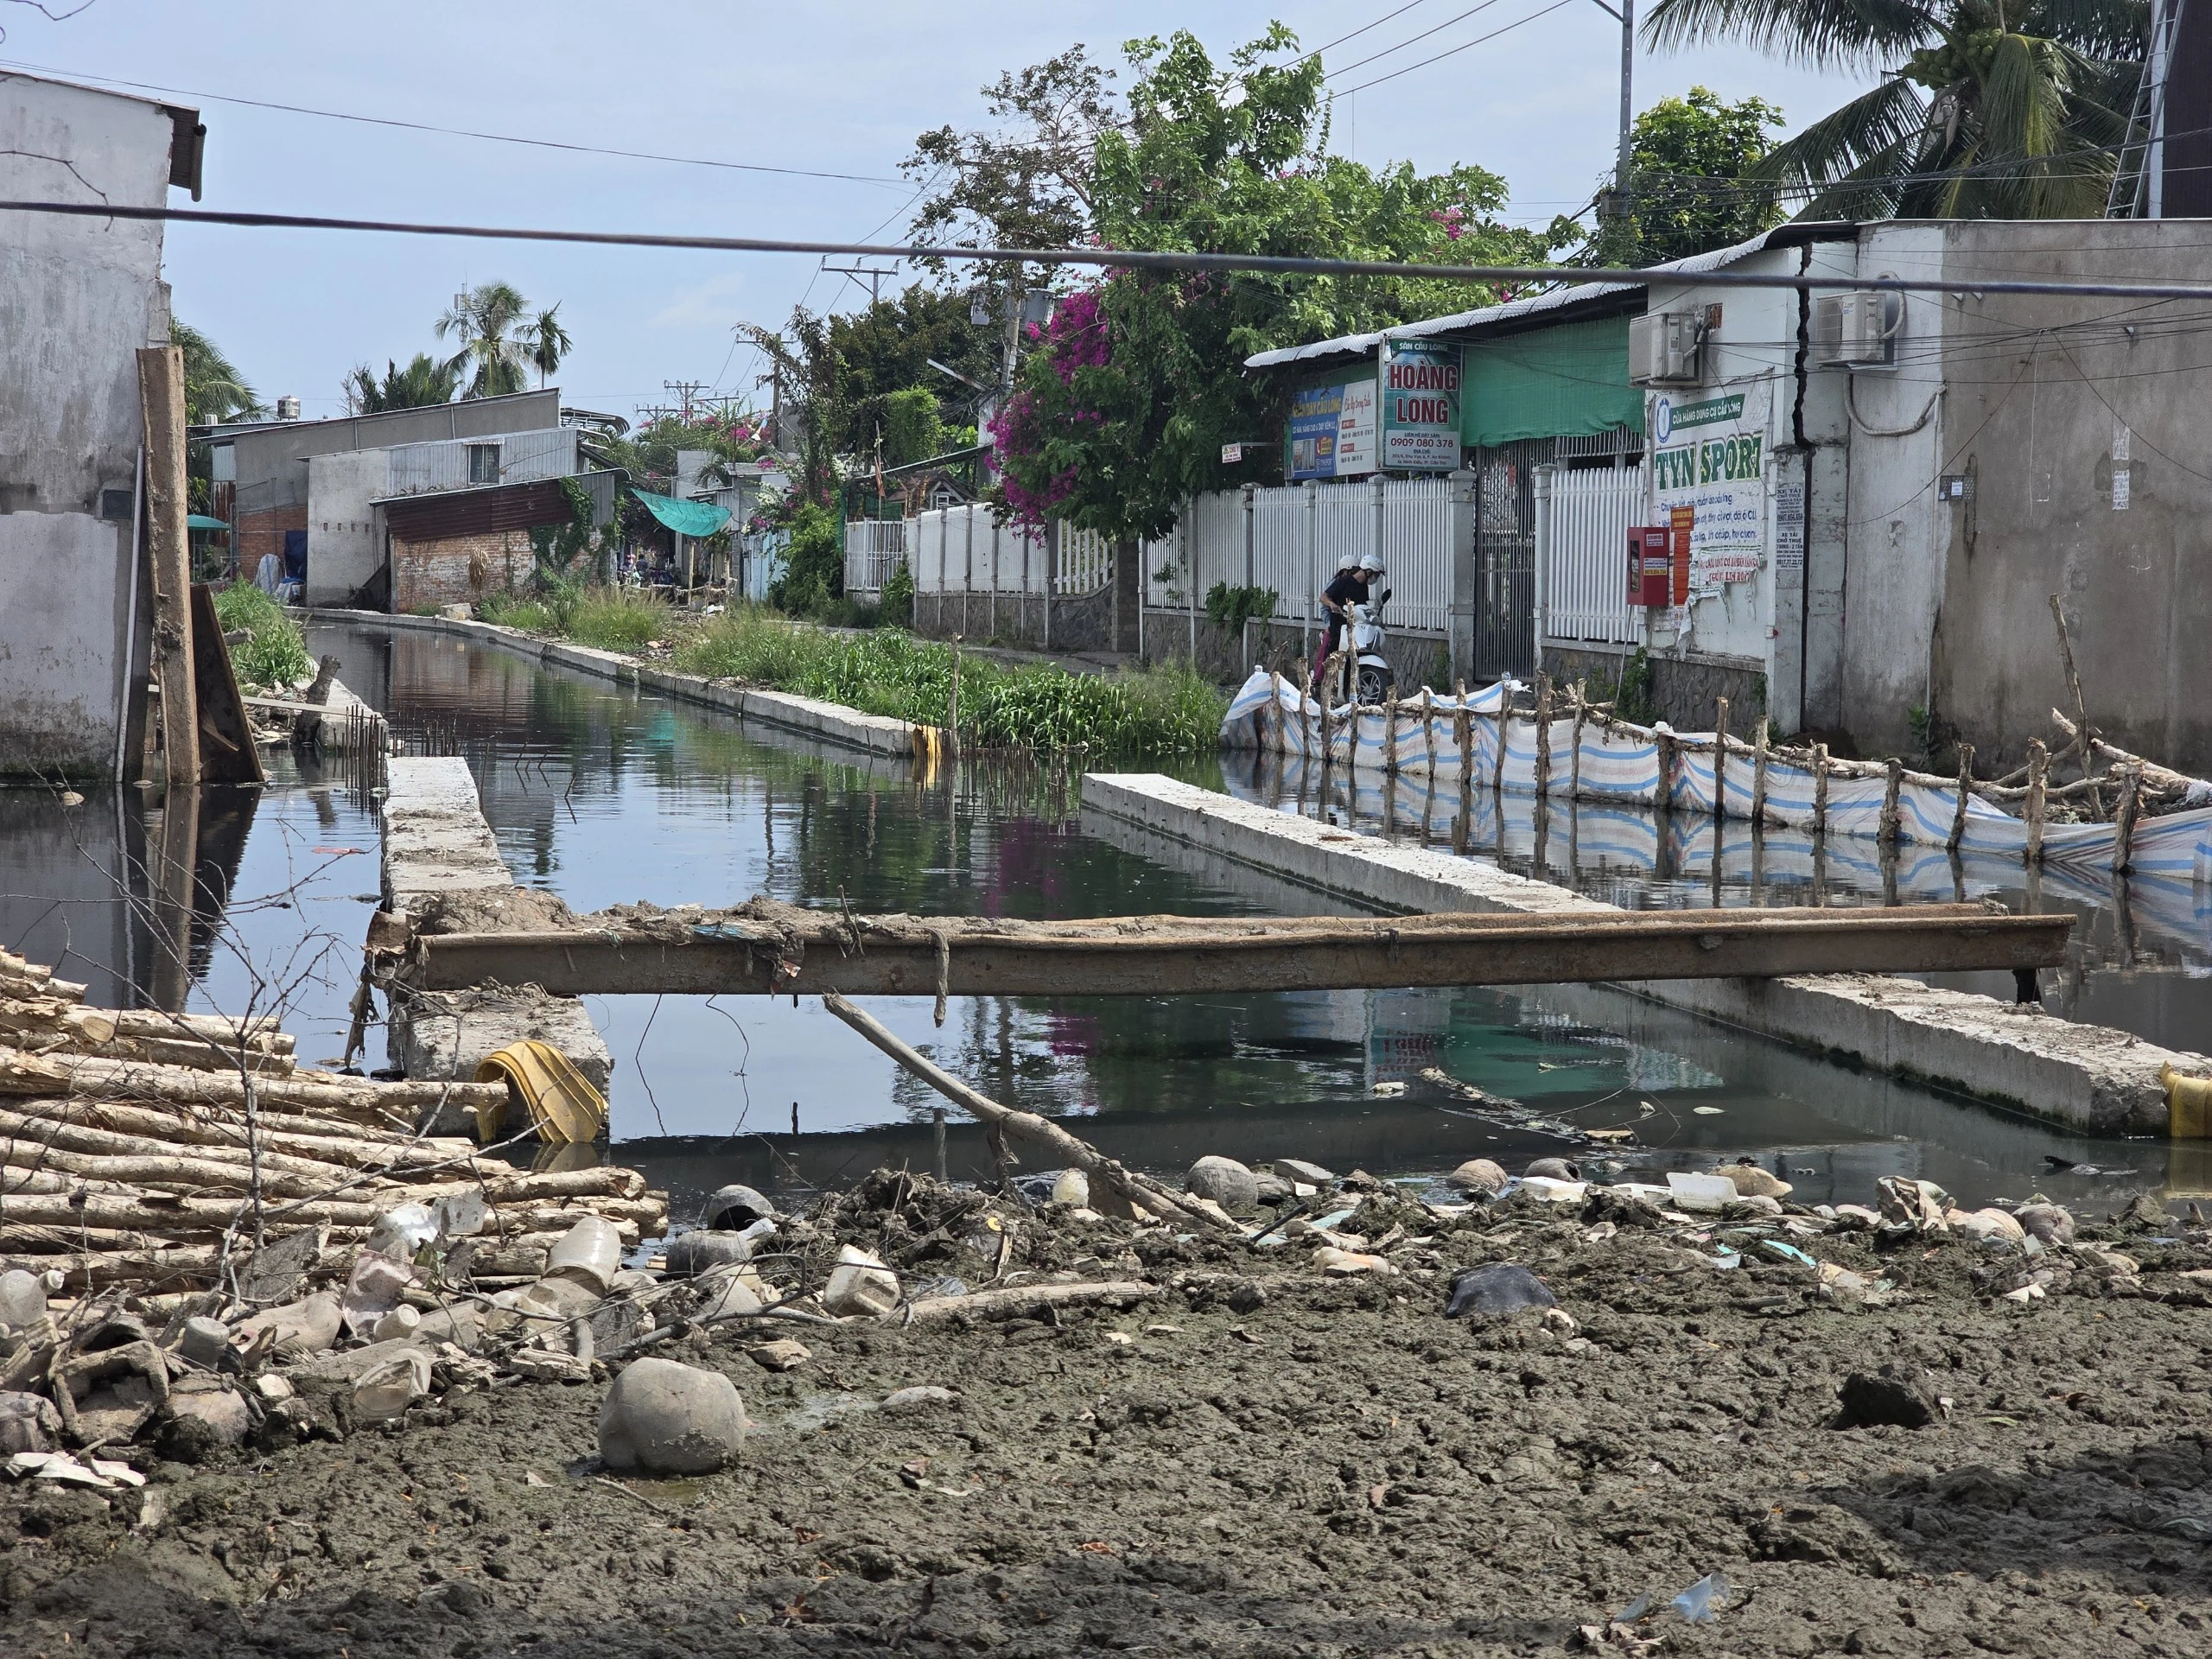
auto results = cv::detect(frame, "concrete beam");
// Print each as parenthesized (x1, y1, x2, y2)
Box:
(1080, 772, 2209, 1135)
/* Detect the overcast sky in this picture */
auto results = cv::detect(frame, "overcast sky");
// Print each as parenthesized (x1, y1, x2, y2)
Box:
(7, 0, 1868, 424)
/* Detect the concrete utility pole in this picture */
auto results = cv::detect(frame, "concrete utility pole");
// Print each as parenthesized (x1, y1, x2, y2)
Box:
(664, 380, 707, 424)
(1586, 0, 1635, 224)
(820, 257, 899, 307)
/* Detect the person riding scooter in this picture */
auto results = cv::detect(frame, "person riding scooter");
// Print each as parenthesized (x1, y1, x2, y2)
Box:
(1315, 552, 1384, 692)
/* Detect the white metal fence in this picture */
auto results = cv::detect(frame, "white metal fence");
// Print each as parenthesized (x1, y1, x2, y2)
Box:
(902, 506, 1119, 597)
(842, 519, 907, 594)
(1535, 462, 1646, 647)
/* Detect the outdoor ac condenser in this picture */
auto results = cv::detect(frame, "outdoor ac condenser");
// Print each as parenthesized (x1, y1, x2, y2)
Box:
(1628, 312, 1703, 385)
(1814, 292, 1899, 368)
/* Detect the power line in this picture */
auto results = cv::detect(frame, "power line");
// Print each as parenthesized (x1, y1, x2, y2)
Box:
(1325, 0, 1507, 79)
(14, 197, 2212, 302)
(0, 56, 911, 189)
(1294, 0, 1438, 63)
(1334, 0, 1578, 95)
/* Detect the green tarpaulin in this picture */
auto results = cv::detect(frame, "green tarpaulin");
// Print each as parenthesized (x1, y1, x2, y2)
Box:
(1461, 315, 1643, 448)
(632, 489, 732, 537)
(186, 514, 231, 530)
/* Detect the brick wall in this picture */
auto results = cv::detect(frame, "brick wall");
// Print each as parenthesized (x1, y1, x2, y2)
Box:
(392, 528, 534, 613)
(236, 504, 305, 574)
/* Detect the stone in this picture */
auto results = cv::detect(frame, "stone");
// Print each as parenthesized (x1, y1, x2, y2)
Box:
(0, 1391, 60, 1453)
(1313, 1246, 1395, 1275)
(598, 1357, 745, 1474)
(0, 1269, 47, 1331)
(1947, 1207, 2026, 1243)
(1445, 1263, 1558, 1319)
(1827, 1205, 1883, 1230)
(882, 1385, 959, 1412)
(2013, 1203, 2075, 1244)
(2116, 1193, 2173, 1232)
(238, 1224, 328, 1305)
(1715, 1161, 1792, 1199)
(1251, 1171, 1292, 1205)
(159, 1385, 251, 1460)
(1050, 1169, 1091, 1207)
(1836, 1363, 1941, 1429)
(665, 1231, 754, 1277)
(701, 1184, 776, 1231)
(175, 1316, 231, 1370)
(694, 1268, 764, 1324)
(1185, 1156, 1260, 1215)
(236, 1291, 342, 1357)
(1524, 1157, 1581, 1182)
(1274, 1159, 1336, 1189)
(1445, 1159, 1509, 1196)
(252, 1375, 294, 1403)
(747, 1339, 811, 1371)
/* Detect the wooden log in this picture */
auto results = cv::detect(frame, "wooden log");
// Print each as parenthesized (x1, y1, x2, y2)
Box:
(137, 345, 199, 790)
(0, 1003, 296, 1077)
(2113, 762, 2143, 876)
(900, 1281, 1162, 1324)
(0, 1139, 338, 1200)
(1879, 758, 1904, 847)
(2052, 710, 2201, 798)
(0, 1106, 371, 1186)
(3, 1243, 228, 1289)
(1751, 716, 1770, 825)
(1948, 742, 1975, 852)
(1713, 696, 1730, 817)
(820, 991, 1236, 1234)
(1534, 674, 1554, 798)
(2025, 739, 2050, 864)
(0, 1046, 503, 1127)
(2047, 594, 2096, 767)
(0, 1096, 463, 1172)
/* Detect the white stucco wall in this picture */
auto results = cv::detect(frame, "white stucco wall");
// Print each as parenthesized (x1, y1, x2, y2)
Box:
(0, 73, 176, 779)
(305, 448, 388, 606)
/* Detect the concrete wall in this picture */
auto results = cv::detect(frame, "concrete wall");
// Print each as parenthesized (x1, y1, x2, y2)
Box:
(0, 74, 176, 781)
(303, 448, 385, 605)
(911, 586, 1114, 653)
(1924, 221, 2212, 775)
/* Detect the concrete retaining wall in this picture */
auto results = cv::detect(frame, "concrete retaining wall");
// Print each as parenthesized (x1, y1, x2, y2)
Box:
(1080, 772, 2208, 1135)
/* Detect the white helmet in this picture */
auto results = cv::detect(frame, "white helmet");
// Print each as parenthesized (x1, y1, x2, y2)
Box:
(1337, 550, 1361, 571)
(1358, 553, 1386, 574)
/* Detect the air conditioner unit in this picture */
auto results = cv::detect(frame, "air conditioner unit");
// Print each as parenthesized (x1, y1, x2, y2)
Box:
(1629, 312, 1703, 385)
(1814, 291, 1898, 368)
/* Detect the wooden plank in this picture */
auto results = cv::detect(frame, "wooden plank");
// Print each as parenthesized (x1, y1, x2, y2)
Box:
(188, 584, 265, 786)
(136, 346, 198, 790)
(404, 902, 2072, 999)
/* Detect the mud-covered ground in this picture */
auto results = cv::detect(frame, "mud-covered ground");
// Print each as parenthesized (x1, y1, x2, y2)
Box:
(8, 1185, 2212, 1658)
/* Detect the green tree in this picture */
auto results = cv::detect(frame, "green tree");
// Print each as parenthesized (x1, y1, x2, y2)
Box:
(993, 27, 1569, 542)
(436, 281, 535, 398)
(174, 321, 264, 427)
(810, 283, 997, 458)
(770, 501, 842, 613)
(1589, 87, 1788, 264)
(343, 352, 461, 414)
(1643, 0, 2142, 219)
(520, 303, 572, 388)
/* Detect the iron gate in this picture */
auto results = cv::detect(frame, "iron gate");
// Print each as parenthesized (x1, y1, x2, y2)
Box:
(1472, 439, 1548, 682)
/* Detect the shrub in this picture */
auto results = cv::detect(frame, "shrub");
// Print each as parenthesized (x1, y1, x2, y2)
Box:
(211, 582, 310, 688)
(769, 504, 842, 612)
(479, 592, 556, 632)
(561, 587, 671, 651)
(881, 560, 915, 627)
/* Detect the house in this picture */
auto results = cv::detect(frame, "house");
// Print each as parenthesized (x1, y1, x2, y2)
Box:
(0, 70, 203, 782)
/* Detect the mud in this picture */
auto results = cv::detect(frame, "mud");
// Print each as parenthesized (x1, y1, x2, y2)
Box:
(8, 1185, 2212, 1658)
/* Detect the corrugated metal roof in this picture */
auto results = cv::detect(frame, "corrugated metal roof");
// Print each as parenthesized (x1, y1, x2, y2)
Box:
(1243, 226, 1852, 372)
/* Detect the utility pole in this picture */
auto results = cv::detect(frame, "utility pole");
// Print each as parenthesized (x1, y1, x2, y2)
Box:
(819, 257, 899, 307)
(1586, 0, 1635, 230)
(664, 379, 708, 423)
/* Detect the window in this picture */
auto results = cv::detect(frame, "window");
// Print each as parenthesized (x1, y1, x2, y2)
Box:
(465, 443, 501, 485)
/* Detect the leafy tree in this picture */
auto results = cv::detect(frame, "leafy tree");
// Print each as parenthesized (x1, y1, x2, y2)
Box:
(770, 501, 843, 612)
(993, 26, 1571, 542)
(521, 303, 572, 388)
(593, 408, 772, 493)
(1587, 87, 1787, 264)
(436, 281, 536, 398)
(1643, 0, 2142, 219)
(343, 352, 461, 414)
(174, 321, 264, 426)
(808, 284, 998, 457)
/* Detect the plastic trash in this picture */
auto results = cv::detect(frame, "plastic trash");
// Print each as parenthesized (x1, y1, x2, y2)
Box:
(373, 1305, 423, 1343)
(1517, 1176, 1588, 1204)
(823, 1245, 899, 1318)
(1445, 1263, 1557, 1319)
(340, 1249, 416, 1338)
(1665, 1171, 1738, 1212)
(1670, 1572, 1731, 1623)
(1052, 1169, 1091, 1207)
(700, 1184, 776, 1231)
(352, 1349, 432, 1422)
(365, 1204, 437, 1262)
(1760, 1240, 1818, 1268)
(544, 1216, 622, 1294)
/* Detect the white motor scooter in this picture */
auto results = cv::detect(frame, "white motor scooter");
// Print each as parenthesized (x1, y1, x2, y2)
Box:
(1343, 586, 1395, 704)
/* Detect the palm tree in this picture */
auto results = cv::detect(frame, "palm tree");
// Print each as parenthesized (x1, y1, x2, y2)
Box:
(344, 353, 461, 414)
(519, 303, 572, 389)
(435, 281, 532, 398)
(1643, 0, 2144, 219)
(173, 321, 265, 426)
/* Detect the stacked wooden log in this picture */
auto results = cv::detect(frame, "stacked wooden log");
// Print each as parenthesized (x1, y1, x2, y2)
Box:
(0, 949, 666, 1291)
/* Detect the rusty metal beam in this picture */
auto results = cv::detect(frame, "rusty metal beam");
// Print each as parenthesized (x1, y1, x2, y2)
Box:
(403, 903, 2070, 999)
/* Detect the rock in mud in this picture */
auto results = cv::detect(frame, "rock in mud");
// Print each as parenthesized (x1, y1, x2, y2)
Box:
(1185, 1156, 1260, 1215)
(159, 1384, 251, 1461)
(1445, 1263, 1557, 1319)
(665, 1230, 754, 1277)
(882, 1386, 959, 1412)
(2013, 1202, 2075, 1243)
(1523, 1157, 1580, 1181)
(747, 1339, 810, 1371)
(1445, 1159, 1509, 1196)
(1715, 1161, 1791, 1199)
(0, 1268, 47, 1330)
(1836, 1363, 1942, 1429)
(0, 1391, 60, 1453)
(599, 1357, 745, 1475)
(1274, 1158, 1336, 1189)
(701, 1184, 776, 1231)
(2116, 1193, 2172, 1231)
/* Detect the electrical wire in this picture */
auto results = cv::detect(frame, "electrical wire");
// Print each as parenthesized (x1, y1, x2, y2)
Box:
(1292, 0, 1438, 64)
(1324, 0, 1507, 79)
(1333, 0, 1578, 94)
(15, 198, 2212, 302)
(0, 55, 912, 188)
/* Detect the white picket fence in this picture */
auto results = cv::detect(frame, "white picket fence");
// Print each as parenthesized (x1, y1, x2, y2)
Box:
(906, 505, 1107, 595)
(1536, 462, 1645, 647)
(842, 519, 907, 594)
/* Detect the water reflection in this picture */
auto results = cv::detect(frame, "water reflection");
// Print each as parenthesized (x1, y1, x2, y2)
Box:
(1220, 747, 2212, 1057)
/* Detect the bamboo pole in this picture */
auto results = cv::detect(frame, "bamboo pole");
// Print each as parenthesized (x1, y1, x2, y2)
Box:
(1751, 715, 1770, 825)
(1812, 743, 1830, 835)
(1713, 696, 1730, 817)
(1947, 742, 1975, 852)
(820, 992, 1235, 1233)
(137, 345, 199, 791)
(2024, 739, 2050, 864)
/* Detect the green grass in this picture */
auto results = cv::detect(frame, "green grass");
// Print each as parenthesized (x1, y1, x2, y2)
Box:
(478, 592, 558, 632)
(562, 588, 670, 651)
(670, 607, 1224, 756)
(211, 582, 310, 689)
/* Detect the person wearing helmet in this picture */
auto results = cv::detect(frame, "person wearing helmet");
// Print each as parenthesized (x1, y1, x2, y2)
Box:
(1314, 552, 1384, 688)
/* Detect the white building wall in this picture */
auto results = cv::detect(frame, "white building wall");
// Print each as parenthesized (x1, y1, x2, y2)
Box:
(0, 75, 177, 779)
(304, 448, 386, 606)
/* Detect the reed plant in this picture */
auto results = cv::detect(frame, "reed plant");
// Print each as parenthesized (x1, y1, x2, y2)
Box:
(212, 582, 310, 689)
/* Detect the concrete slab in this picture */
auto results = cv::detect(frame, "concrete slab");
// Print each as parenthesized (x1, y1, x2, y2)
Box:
(1081, 772, 2209, 1135)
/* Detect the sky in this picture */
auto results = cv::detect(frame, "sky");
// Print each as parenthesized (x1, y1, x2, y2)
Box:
(3, 0, 1871, 426)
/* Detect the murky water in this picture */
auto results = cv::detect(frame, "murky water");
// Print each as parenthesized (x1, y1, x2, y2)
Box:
(2, 622, 2199, 1221)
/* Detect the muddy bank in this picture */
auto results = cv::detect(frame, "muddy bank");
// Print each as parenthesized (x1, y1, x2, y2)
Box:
(7, 1173, 2212, 1657)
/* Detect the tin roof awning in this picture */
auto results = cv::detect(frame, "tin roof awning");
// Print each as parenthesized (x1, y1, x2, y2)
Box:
(632, 488, 731, 537)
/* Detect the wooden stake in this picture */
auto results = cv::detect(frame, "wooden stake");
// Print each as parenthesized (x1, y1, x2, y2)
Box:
(1492, 690, 1510, 795)
(1713, 696, 1731, 818)
(2112, 761, 2142, 875)
(2024, 738, 2049, 864)
(1383, 692, 1400, 772)
(1421, 687, 1436, 773)
(1947, 742, 1975, 852)
(137, 346, 199, 789)
(1452, 679, 1471, 782)
(947, 635, 963, 760)
(1812, 743, 1830, 836)
(820, 992, 1234, 1232)
(1533, 673, 1553, 798)
(1569, 680, 1587, 803)
(1751, 716, 1770, 825)
(2047, 594, 2094, 767)
(1879, 758, 1904, 847)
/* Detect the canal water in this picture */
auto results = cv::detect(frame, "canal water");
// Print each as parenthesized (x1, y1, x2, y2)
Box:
(2, 620, 2202, 1220)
